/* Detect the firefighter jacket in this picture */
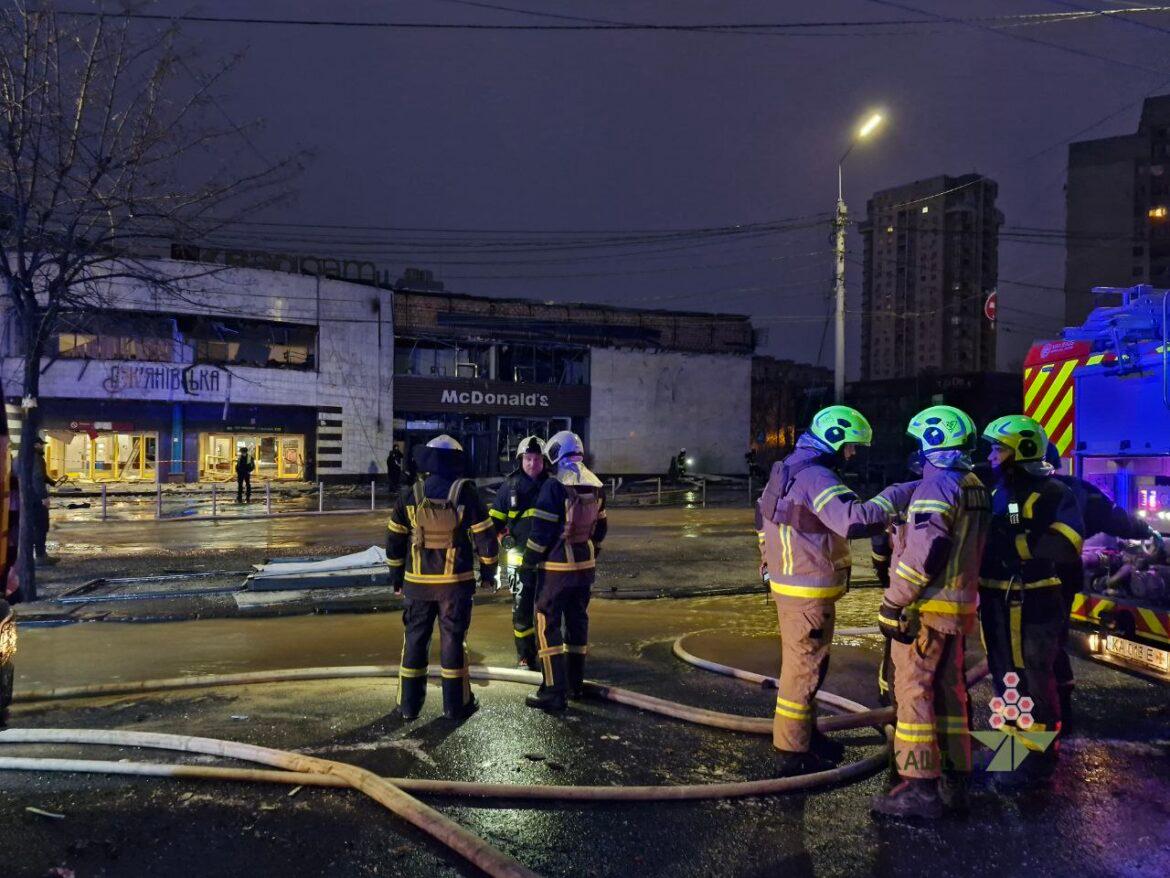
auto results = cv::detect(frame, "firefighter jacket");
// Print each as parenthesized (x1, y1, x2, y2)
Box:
(979, 469, 1084, 605)
(1054, 474, 1152, 541)
(490, 469, 549, 547)
(386, 475, 498, 597)
(755, 444, 917, 601)
(884, 463, 991, 634)
(522, 479, 608, 574)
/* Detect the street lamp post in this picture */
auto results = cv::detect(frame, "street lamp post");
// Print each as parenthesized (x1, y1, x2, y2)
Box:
(833, 111, 885, 403)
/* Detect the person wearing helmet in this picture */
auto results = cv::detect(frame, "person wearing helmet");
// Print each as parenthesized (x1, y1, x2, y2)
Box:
(521, 430, 607, 712)
(1043, 442, 1158, 732)
(979, 416, 1084, 789)
(386, 435, 498, 722)
(755, 405, 916, 776)
(870, 406, 991, 820)
(490, 436, 550, 671)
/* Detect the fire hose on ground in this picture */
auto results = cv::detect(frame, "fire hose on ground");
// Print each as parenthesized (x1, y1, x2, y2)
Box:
(0, 637, 990, 878)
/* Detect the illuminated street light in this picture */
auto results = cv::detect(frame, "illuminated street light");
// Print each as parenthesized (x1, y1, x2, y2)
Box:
(833, 109, 888, 403)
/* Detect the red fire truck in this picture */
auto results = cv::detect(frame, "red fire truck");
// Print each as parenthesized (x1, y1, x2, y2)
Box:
(1023, 284, 1170, 680)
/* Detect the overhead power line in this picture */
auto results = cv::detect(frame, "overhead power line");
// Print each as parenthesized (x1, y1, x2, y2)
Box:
(52, 6, 1170, 36)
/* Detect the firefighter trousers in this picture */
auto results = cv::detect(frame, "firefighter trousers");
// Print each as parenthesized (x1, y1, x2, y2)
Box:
(397, 590, 473, 716)
(890, 626, 971, 779)
(513, 570, 537, 664)
(534, 571, 592, 695)
(773, 596, 835, 753)
(1053, 563, 1081, 695)
(979, 585, 1064, 744)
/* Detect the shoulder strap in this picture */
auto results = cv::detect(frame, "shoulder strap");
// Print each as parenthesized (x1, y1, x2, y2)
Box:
(448, 478, 468, 504)
(780, 456, 820, 498)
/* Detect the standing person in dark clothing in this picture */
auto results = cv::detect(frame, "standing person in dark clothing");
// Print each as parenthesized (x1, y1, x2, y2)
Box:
(235, 447, 254, 503)
(386, 435, 497, 721)
(979, 416, 1083, 789)
(386, 447, 403, 494)
(28, 437, 54, 566)
(490, 436, 549, 671)
(403, 444, 418, 485)
(522, 431, 607, 712)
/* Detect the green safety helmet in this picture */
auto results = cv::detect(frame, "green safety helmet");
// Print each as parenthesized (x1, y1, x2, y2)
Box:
(982, 415, 1048, 462)
(809, 405, 873, 452)
(906, 405, 977, 452)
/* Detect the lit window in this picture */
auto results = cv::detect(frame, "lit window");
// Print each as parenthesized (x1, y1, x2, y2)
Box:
(921, 206, 930, 214)
(886, 226, 894, 233)
(1150, 206, 1168, 219)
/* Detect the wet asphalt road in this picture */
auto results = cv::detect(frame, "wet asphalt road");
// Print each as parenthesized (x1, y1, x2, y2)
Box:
(3, 592, 1169, 878)
(33, 507, 827, 608)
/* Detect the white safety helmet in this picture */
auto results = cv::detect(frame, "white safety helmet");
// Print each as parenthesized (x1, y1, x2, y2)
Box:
(515, 435, 545, 458)
(426, 434, 463, 451)
(545, 430, 584, 465)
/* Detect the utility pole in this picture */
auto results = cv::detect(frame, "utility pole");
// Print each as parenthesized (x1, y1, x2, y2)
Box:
(834, 164, 848, 404)
(832, 110, 886, 405)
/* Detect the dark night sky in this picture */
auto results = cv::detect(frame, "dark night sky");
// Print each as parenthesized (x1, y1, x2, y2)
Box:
(143, 0, 1170, 373)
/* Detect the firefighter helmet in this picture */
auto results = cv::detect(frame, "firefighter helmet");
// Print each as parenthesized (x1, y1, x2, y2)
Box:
(545, 430, 584, 465)
(425, 434, 463, 452)
(809, 405, 873, 452)
(515, 435, 545, 457)
(982, 415, 1047, 462)
(907, 405, 976, 452)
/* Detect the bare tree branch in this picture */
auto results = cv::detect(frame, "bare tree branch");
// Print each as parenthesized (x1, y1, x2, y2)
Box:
(0, 2, 305, 599)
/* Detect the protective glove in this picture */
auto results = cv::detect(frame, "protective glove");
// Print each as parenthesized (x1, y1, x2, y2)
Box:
(877, 600, 915, 644)
(390, 574, 404, 595)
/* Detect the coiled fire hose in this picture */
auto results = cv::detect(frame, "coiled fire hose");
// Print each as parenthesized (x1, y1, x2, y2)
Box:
(0, 639, 989, 877)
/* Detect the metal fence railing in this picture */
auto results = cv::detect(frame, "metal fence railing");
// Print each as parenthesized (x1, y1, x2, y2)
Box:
(52, 474, 764, 523)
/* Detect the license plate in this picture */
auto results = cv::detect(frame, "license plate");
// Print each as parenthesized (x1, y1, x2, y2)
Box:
(1106, 635, 1170, 673)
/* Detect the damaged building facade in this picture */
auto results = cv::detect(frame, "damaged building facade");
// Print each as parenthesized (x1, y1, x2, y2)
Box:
(392, 288, 753, 477)
(1, 261, 388, 484)
(1, 259, 755, 483)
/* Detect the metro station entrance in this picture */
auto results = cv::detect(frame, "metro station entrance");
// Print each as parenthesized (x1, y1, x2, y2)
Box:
(44, 431, 159, 483)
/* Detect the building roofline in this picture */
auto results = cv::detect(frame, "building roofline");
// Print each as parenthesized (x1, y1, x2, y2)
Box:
(392, 285, 752, 322)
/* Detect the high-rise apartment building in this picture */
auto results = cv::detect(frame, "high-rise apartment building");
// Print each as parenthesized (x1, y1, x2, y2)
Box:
(1065, 95, 1170, 325)
(860, 174, 1001, 381)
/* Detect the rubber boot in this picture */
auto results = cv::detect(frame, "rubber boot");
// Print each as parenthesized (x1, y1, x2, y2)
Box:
(938, 771, 970, 815)
(775, 749, 835, 777)
(870, 778, 944, 820)
(397, 675, 426, 721)
(810, 729, 844, 764)
(526, 653, 568, 712)
(992, 746, 1056, 792)
(566, 652, 586, 700)
(441, 676, 478, 721)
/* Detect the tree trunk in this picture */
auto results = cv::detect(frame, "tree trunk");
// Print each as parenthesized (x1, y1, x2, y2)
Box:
(16, 350, 42, 603)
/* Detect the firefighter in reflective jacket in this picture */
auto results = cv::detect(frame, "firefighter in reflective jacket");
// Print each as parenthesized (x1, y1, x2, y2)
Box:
(490, 436, 549, 670)
(386, 435, 498, 721)
(521, 430, 607, 712)
(979, 416, 1084, 788)
(755, 405, 916, 776)
(871, 406, 990, 820)
(1044, 442, 1159, 729)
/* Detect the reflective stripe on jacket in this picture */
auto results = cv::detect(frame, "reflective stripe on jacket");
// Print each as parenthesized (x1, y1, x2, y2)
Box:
(386, 477, 498, 590)
(755, 446, 916, 601)
(979, 471, 1084, 590)
(523, 479, 608, 573)
(886, 466, 990, 633)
